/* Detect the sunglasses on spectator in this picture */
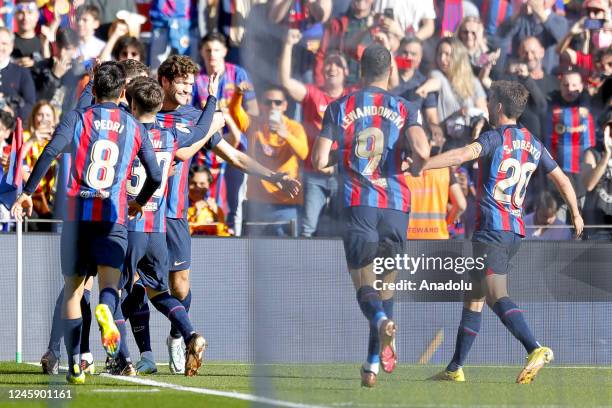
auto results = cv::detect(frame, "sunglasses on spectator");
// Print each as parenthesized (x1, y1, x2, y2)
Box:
(16, 3, 37, 12)
(263, 99, 284, 107)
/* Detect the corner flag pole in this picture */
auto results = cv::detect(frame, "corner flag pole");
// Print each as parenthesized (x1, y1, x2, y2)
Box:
(16, 219, 22, 363)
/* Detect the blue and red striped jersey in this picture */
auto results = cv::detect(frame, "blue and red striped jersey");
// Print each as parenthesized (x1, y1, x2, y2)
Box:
(66, 103, 151, 225)
(157, 105, 222, 219)
(321, 87, 421, 212)
(546, 105, 595, 174)
(475, 125, 558, 236)
(150, 0, 191, 20)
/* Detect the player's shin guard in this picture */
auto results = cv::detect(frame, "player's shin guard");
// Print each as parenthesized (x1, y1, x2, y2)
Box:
(151, 292, 195, 342)
(63, 318, 82, 375)
(356, 286, 387, 328)
(99, 288, 120, 315)
(80, 289, 92, 354)
(170, 290, 191, 339)
(122, 284, 152, 354)
(492, 297, 539, 353)
(447, 308, 481, 372)
(114, 306, 131, 364)
(48, 290, 63, 357)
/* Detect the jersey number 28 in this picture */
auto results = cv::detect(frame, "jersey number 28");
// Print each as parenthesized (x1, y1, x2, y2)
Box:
(493, 158, 536, 207)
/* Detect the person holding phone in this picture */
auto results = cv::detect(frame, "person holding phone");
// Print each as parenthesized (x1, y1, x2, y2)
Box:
(245, 86, 308, 237)
(372, 0, 436, 40)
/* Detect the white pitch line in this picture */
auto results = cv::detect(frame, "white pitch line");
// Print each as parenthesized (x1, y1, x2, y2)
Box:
(99, 373, 330, 408)
(91, 388, 160, 393)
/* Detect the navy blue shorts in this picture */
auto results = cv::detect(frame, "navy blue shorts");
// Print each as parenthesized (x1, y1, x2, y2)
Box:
(61, 221, 128, 277)
(470, 230, 522, 279)
(342, 206, 410, 269)
(123, 232, 169, 292)
(166, 217, 191, 272)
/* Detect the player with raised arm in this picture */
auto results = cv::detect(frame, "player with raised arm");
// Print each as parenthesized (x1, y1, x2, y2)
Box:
(114, 75, 225, 376)
(127, 55, 300, 374)
(422, 80, 583, 384)
(311, 43, 430, 388)
(11, 61, 162, 384)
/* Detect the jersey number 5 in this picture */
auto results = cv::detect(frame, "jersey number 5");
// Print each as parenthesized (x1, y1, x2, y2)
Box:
(355, 127, 384, 176)
(493, 158, 536, 207)
(85, 140, 119, 190)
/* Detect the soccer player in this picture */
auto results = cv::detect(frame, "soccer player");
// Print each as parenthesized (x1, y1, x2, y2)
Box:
(11, 61, 162, 384)
(114, 75, 225, 376)
(130, 55, 300, 374)
(311, 43, 430, 387)
(421, 80, 584, 384)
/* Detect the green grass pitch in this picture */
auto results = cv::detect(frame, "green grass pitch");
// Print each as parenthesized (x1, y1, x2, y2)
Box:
(0, 362, 611, 407)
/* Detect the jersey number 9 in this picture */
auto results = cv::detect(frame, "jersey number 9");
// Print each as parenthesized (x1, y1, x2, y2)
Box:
(355, 127, 384, 176)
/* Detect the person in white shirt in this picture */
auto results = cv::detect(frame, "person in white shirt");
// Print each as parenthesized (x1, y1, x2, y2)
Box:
(75, 5, 106, 61)
(373, 0, 436, 40)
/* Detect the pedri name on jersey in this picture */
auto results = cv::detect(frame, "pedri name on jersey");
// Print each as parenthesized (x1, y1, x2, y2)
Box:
(93, 119, 125, 134)
(503, 138, 542, 161)
(341, 105, 405, 130)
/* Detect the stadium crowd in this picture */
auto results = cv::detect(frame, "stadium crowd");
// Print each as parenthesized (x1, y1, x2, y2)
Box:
(0, 0, 610, 240)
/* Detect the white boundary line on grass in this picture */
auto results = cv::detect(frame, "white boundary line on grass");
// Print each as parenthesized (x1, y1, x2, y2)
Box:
(25, 362, 329, 408)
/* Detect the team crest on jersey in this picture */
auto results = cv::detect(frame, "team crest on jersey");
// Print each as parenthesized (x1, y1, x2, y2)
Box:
(175, 123, 191, 133)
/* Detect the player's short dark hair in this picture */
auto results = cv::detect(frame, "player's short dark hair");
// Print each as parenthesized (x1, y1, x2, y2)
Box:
(157, 55, 199, 84)
(127, 76, 164, 114)
(119, 59, 149, 81)
(55, 28, 79, 49)
(360, 43, 392, 81)
(0, 110, 16, 131)
(76, 4, 101, 22)
(112, 36, 147, 62)
(535, 190, 558, 212)
(190, 164, 213, 184)
(93, 61, 126, 100)
(489, 80, 529, 119)
(199, 31, 228, 49)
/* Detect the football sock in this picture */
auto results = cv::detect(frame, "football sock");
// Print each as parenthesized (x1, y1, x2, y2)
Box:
(123, 284, 152, 354)
(99, 288, 119, 315)
(382, 298, 394, 320)
(447, 308, 481, 372)
(356, 286, 387, 329)
(170, 290, 191, 339)
(48, 289, 63, 357)
(114, 305, 131, 364)
(63, 318, 82, 374)
(80, 289, 92, 354)
(364, 324, 380, 374)
(492, 297, 539, 353)
(151, 292, 194, 342)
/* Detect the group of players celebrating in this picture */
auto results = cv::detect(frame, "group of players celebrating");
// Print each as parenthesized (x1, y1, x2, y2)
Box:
(11, 42, 584, 387)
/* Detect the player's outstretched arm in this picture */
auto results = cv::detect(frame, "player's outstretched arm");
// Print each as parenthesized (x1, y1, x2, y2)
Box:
(175, 112, 226, 161)
(134, 130, 162, 206)
(422, 143, 481, 172)
(406, 126, 430, 176)
(213, 139, 301, 198)
(547, 167, 584, 237)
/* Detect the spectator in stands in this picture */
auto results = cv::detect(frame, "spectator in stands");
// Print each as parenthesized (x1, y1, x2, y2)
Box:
(0, 109, 15, 167)
(280, 28, 349, 237)
(524, 190, 572, 240)
(22, 101, 58, 226)
(546, 68, 595, 201)
(98, 19, 130, 61)
(110, 34, 146, 62)
(75, 4, 106, 61)
(582, 110, 612, 240)
(12, 0, 48, 68)
(406, 137, 466, 239)
(39, 0, 82, 29)
(194, 31, 257, 236)
(519, 36, 559, 98)
(31, 28, 81, 114)
(391, 37, 442, 144)
(246, 86, 308, 236)
(416, 38, 487, 147)
(314, 0, 377, 87)
(373, 0, 435, 40)
(187, 165, 230, 236)
(85, 0, 138, 39)
(0, 27, 36, 119)
(149, 0, 192, 70)
(497, 0, 568, 74)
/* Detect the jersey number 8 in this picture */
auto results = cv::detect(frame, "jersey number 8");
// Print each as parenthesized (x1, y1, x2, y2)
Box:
(85, 140, 119, 190)
(493, 158, 536, 207)
(355, 127, 384, 176)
